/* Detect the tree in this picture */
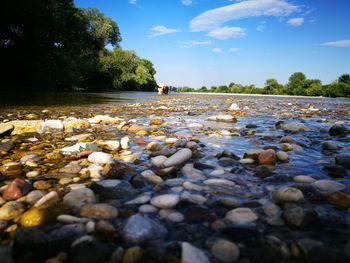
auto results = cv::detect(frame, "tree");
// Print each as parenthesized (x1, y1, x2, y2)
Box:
(305, 79, 323, 96)
(263, 79, 284, 95)
(285, 72, 307, 95)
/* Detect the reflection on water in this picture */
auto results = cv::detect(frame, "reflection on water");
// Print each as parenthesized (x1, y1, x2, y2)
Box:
(0, 91, 158, 107)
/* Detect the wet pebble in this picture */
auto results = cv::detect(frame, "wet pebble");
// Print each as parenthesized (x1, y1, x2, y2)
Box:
(272, 187, 304, 203)
(80, 203, 118, 219)
(0, 201, 25, 221)
(88, 152, 113, 164)
(151, 194, 180, 209)
(63, 188, 96, 211)
(2, 179, 31, 201)
(225, 207, 258, 225)
(0, 162, 23, 176)
(162, 148, 192, 168)
(181, 242, 210, 263)
(211, 239, 240, 263)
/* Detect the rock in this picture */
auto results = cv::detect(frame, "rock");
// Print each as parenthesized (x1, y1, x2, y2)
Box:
(0, 140, 15, 152)
(225, 208, 258, 225)
(0, 201, 25, 221)
(20, 154, 40, 164)
(146, 142, 163, 152)
(122, 246, 144, 263)
(59, 161, 81, 174)
(258, 149, 277, 165)
(88, 115, 118, 124)
(122, 214, 168, 245)
(208, 115, 237, 123)
(150, 117, 164, 125)
(181, 242, 210, 263)
(60, 142, 98, 155)
(3, 179, 31, 201)
(218, 157, 239, 167)
(26, 190, 46, 205)
(0, 162, 23, 176)
(181, 193, 207, 205)
(323, 191, 350, 207)
(97, 140, 120, 151)
(34, 191, 59, 207)
(280, 143, 293, 151)
(6, 120, 43, 135)
(63, 118, 90, 130)
(151, 156, 168, 167)
(33, 180, 52, 190)
(63, 188, 96, 211)
(181, 163, 206, 180)
(65, 133, 93, 142)
(281, 122, 309, 132)
(141, 170, 163, 184)
(151, 194, 180, 209)
(20, 207, 48, 227)
(312, 180, 346, 193)
(91, 180, 139, 201)
(329, 124, 349, 136)
(272, 187, 304, 203)
(211, 239, 240, 263)
(139, 204, 158, 213)
(0, 123, 14, 137)
(183, 181, 203, 191)
(41, 120, 64, 130)
(276, 151, 289, 161)
(204, 179, 235, 187)
(283, 205, 317, 227)
(88, 152, 113, 164)
(163, 148, 192, 168)
(121, 136, 130, 149)
(0, 246, 13, 263)
(126, 193, 151, 205)
(255, 165, 275, 178)
(80, 203, 118, 219)
(229, 103, 240, 111)
(335, 154, 350, 169)
(322, 165, 347, 178)
(68, 237, 112, 263)
(293, 175, 316, 184)
(322, 141, 339, 150)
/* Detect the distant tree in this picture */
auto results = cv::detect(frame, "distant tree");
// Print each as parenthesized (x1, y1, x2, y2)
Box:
(285, 72, 307, 95)
(198, 86, 208, 92)
(263, 78, 284, 94)
(305, 79, 323, 96)
(338, 74, 350, 85)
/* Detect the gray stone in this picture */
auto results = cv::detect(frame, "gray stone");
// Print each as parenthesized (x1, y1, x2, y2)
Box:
(211, 239, 240, 263)
(181, 242, 210, 263)
(63, 188, 96, 211)
(122, 214, 168, 244)
(335, 154, 350, 169)
(272, 187, 304, 204)
(312, 180, 346, 193)
(281, 122, 309, 132)
(225, 207, 258, 225)
(91, 179, 139, 201)
(0, 140, 15, 152)
(163, 148, 192, 168)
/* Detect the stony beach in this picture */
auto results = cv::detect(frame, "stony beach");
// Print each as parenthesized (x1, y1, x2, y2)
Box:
(0, 93, 349, 263)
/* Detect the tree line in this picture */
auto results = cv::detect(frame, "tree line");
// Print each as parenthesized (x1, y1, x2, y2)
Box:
(177, 72, 350, 98)
(0, 0, 156, 91)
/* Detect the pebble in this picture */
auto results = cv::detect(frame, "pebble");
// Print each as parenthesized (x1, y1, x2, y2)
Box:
(322, 141, 339, 150)
(329, 124, 349, 136)
(120, 136, 130, 149)
(65, 133, 93, 141)
(34, 191, 59, 207)
(258, 149, 277, 165)
(150, 117, 164, 125)
(88, 152, 113, 164)
(26, 171, 40, 178)
(282, 122, 309, 132)
(311, 180, 346, 193)
(63, 188, 96, 211)
(181, 242, 210, 263)
(0, 123, 14, 136)
(208, 115, 237, 123)
(141, 170, 163, 184)
(293, 175, 316, 184)
(20, 207, 47, 227)
(139, 204, 158, 213)
(0, 140, 15, 152)
(126, 193, 151, 205)
(167, 211, 184, 223)
(80, 203, 118, 219)
(122, 214, 168, 244)
(204, 178, 235, 187)
(57, 214, 89, 224)
(276, 151, 289, 161)
(151, 155, 168, 167)
(150, 194, 180, 209)
(41, 120, 64, 130)
(25, 190, 46, 205)
(60, 142, 98, 155)
(272, 187, 304, 203)
(211, 239, 240, 263)
(0, 201, 25, 221)
(146, 142, 163, 151)
(2, 179, 31, 201)
(0, 162, 23, 176)
(335, 154, 350, 169)
(225, 207, 258, 225)
(59, 161, 82, 174)
(162, 148, 192, 168)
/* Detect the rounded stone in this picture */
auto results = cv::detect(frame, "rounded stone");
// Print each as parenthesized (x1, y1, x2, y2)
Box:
(88, 152, 113, 164)
(139, 204, 158, 213)
(151, 156, 168, 167)
(150, 194, 180, 209)
(162, 148, 192, 168)
(258, 149, 277, 165)
(211, 239, 240, 263)
(276, 151, 289, 161)
(0, 162, 23, 176)
(20, 208, 47, 227)
(293, 175, 316, 184)
(311, 180, 346, 193)
(25, 190, 46, 205)
(3, 179, 31, 201)
(272, 187, 304, 203)
(225, 207, 258, 225)
(146, 142, 163, 152)
(80, 203, 118, 219)
(167, 212, 184, 223)
(0, 123, 14, 137)
(63, 188, 96, 211)
(0, 201, 25, 221)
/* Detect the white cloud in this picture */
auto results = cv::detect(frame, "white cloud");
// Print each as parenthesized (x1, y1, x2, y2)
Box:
(206, 26, 245, 40)
(129, 0, 137, 5)
(181, 0, 193, 5)
(256, 21, 266, 32)
(148, 25, 180, 37)
(321, 39, 350, 48)
(190, 0, 299, 32)
(212, 48, 223, 53)
(287, 17, 304, 26)
(179, 40, 211, 48)
(229, 47, 240, 52)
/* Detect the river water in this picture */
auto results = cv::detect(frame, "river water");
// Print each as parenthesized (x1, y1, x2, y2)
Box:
(0, 92, 349, 262)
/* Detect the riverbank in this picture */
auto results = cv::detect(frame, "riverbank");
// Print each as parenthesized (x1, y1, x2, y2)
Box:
(0, 94, 349, 262)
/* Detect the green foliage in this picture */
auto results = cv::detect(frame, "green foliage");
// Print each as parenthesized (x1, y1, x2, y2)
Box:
(263, 79, 284, 95)
(0, 0, 156, 91)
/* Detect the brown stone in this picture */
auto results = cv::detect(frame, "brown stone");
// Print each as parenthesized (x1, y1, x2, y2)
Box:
(80, 203, 118, 219)
(258, 149, 277, 165)
(0, 162, 23, 176)
(3, 178, 31, 201)
(324, 191, 350, 207)
(33, 180, 53, 190)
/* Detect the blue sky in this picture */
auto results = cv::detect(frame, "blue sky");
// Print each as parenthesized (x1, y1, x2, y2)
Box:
(75, 0, 350, 88)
